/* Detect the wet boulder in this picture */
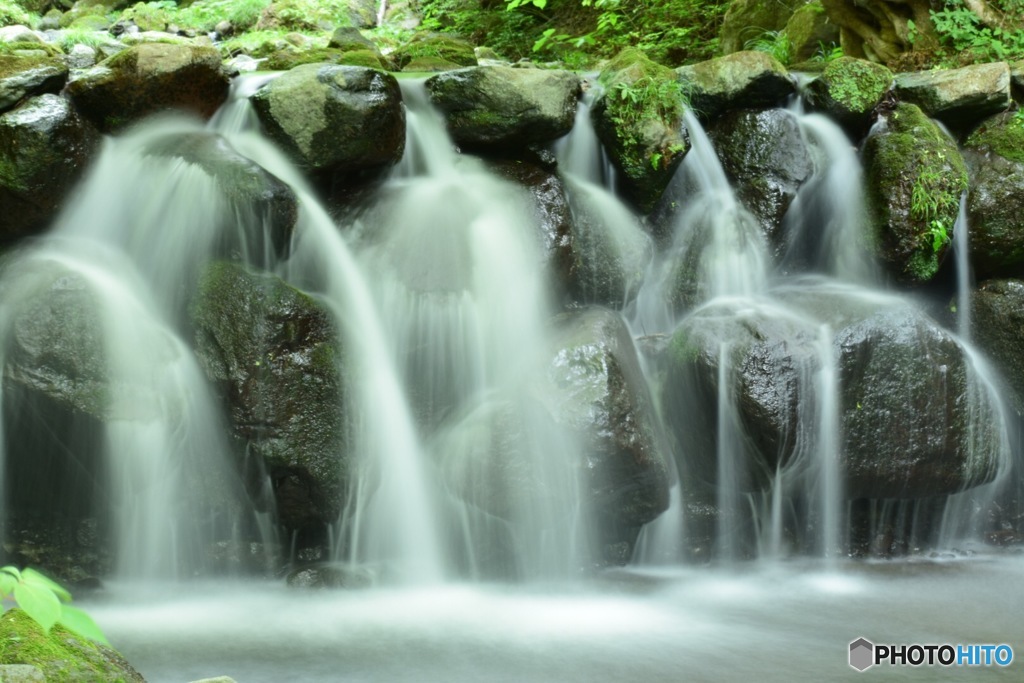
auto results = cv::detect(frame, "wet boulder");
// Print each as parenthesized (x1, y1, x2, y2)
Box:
(0, 44, 68, 114)
(863, 103, 967, 283)
(66, 43, 229, 133)
(708, 108, 813, 249)
(962, 111, 1024, 276)
(806, 57, 892, 136)
(190, 262, 347, 532)
(894, 62, 1011, 132)
(662, 300, 822, 493)
(425, 66, 580, 154)
(143, 131, 299, 261)
(970, 279, 1024, 415)
(0, 94, 100, 243)
(1, 260, 109, 419)
(250, 65, 404, 178)
(592, 48, 689, 213)
(543, 308, 670, 555)
(834, 304, 1003, 499)
(676, 51, 795, 121)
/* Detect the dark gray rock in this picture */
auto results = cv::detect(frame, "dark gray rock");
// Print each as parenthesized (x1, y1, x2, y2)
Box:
(250, 65, 404, 177)
(708, 108, 813, 249)
(190, 262, 346, 532)
(425, 66, 580, 151)
(894, 62, 1011, 131)
(676, 50, 795, 121)
(970, 279, 1024, 415)
(0, 94, 100, 243)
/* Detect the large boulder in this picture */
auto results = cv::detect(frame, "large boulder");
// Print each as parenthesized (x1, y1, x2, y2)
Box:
(250, 65, 404, 178)
(806, 57, 892, 136)
(963, 110, 1024, 276)
(719, 0, 805, 55)
(662, 300, 821, 493)
(894, 62, 1011, 131)
(707, 108, 813, 250)
(190, 262, 347, 532)
(676, 50, 795, 121)
(425, 66, 580, 153)
(543, 308, 670, 557)
(661, 290, 1005, 500)
(0, 44, 67, 114)
(143, 131, 299, 262)
(0, 95, 100, 244)
(834, 304, 1003, 499)
(862, 103, 967, 283)
(66, 43, 229, 132)
(592, 48, 689, 213)
(970, 279, 1024, 415)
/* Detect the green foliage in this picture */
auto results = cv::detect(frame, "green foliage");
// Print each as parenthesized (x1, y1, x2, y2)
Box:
(0, 0, 31, 26)
(0, 566, 107, 645)
(606, 75, 687, 127)
(929, 0, 1024, 64)
(55, 28, 118, 52)
(811, 41, 844, 64)
(744, 30, 792, 66)
(176, 0, 270, 32)
(928, 219, 951, 252)
(909, 152, 962, 255)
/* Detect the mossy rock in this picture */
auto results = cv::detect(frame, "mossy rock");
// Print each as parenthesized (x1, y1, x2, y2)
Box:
(66, 43, 228, 133)
(592, 48, 689, 213)
(894, 62, 1011, 132)
(392, 33, 476, 72)
(675, 50, 794, 121)
(0, 609, 144, 682)
(963, 111, 1024, 275)
(263, 47, 386, 71)
(862, 103, 967, 283)
(806, 57, 892, 136)
(783, 1, 837, 63)
(0, 47, 68, 114)
(719, 0, 805, 54)
(67, 14, 111, 31)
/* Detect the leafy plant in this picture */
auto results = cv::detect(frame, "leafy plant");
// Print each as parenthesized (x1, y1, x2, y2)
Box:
(928, 219, 951, 252)
(744, 30, 792, 65)
(811, 40, 844, 64)
(0, 566, 107, 645)
(929, 0, 1024, 64)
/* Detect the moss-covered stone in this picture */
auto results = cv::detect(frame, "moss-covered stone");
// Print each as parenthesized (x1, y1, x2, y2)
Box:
(862, 103, 967, 283)
(719, 0, 805, 54)
(66, 43, 228, 133)
(392, 33, 476, 72)
(0, 46, 68, 114)
(592, 48, 688, 213)
(807, 57, 892, 134)
(262, 47, 375, 71)
(894, 62, 1011, 131)
(425, 66, 580, 152)
(675, 50, 794, 121)
(250, 64, 404, 176)
(0, 609, 144, 682)
(966, 110, 1024, 164)
(783, 1, 837, 63)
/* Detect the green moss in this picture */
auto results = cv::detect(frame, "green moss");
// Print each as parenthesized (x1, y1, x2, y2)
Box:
(966, 111, 1024, 164)
(0, 609, 134, 681)
(0, 0, 32, 26)
(392, 34, 476, 70)
(669, 329, 700, 366)
(865, 103, 967, 282)
(820, 57, 892, 113)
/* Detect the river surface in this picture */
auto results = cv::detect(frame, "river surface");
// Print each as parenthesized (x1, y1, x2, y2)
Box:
(88, 552, 1024, 682)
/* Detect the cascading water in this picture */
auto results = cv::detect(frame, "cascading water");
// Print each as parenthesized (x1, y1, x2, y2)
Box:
(1, 60, 1022, 682)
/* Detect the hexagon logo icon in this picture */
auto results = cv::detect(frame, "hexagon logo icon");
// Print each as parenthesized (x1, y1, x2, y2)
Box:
(850, 637, 875, 671)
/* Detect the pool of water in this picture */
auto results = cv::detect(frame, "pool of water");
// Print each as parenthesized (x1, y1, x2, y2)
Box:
(87, 554, 1024, 682)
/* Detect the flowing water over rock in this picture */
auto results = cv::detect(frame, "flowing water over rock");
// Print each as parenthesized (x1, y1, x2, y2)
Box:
(0, 70, 1021, 681)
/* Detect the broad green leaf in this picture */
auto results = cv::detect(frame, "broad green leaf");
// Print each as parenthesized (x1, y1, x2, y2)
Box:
(0, 573, 17, 598)
(21, 568, 72, 603)
(13, 581, 62, 632)
(1, 566, 21, 581)
(58, 605, 109, 645)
